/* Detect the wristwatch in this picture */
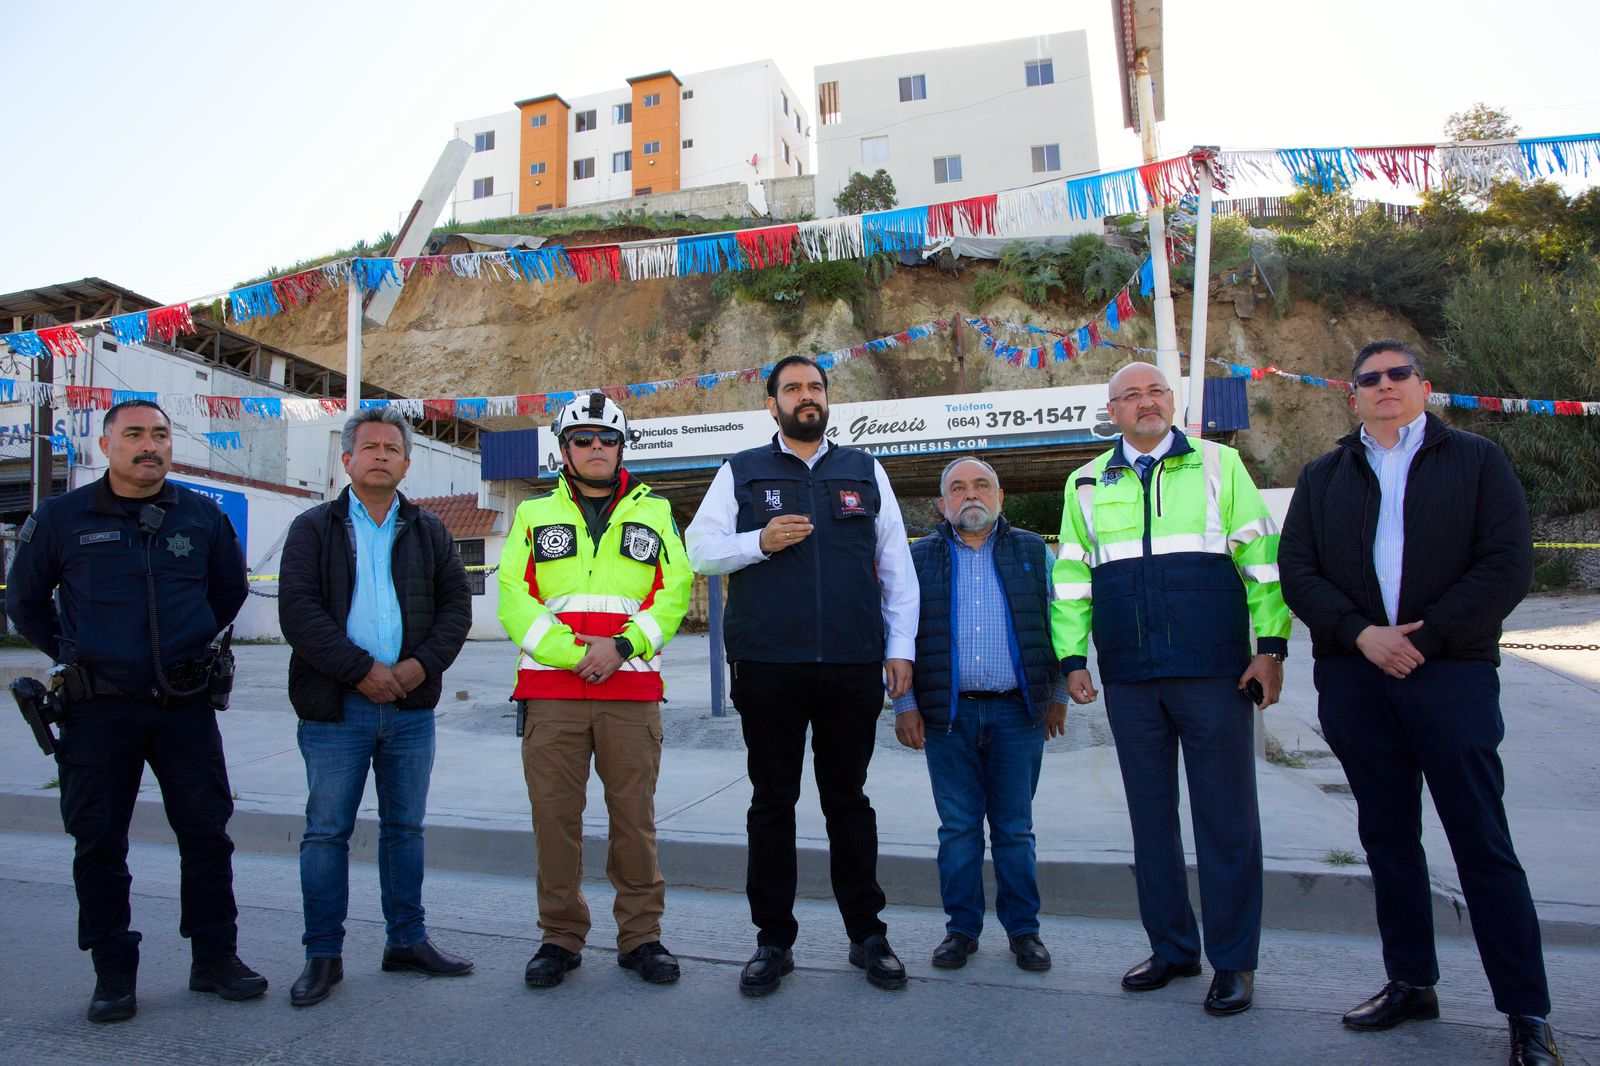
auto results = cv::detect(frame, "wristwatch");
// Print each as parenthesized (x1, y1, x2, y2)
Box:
(1264, 651, 1286, 663)
(613, 635, 634, 661)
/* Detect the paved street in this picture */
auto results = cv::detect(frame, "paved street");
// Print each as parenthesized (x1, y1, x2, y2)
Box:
(0, 831, 1594, 1065)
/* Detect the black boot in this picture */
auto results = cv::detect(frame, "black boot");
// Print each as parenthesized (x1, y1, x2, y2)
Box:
(87, 971, 137, 1023)
(290, 957, 343, 1007)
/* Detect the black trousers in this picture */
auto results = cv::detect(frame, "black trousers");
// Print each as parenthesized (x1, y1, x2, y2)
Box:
(1316, 655, 1550, 1016)
(732, 661, 888, 948)
(56, 694, 239, 976)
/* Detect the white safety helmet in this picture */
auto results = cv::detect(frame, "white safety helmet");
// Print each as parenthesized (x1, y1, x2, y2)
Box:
(552, 391, 633, 441)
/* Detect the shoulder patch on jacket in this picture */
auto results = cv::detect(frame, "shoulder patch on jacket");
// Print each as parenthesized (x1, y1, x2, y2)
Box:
(619, 522, 662, 566)
(532, 524, 578, 562)
(18, 515, 35, 542)
(1074, 476, 1099, 490)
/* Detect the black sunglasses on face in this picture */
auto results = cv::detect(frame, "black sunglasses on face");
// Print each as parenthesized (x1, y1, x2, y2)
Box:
(1355, 365, 1418, 388)
(567, 430, 623, 448)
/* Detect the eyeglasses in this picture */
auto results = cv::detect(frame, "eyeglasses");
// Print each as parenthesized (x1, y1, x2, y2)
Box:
(566, 430, 623, 449)
(1112, 386, 1171, 405)
(1355, 365, 1418, 388)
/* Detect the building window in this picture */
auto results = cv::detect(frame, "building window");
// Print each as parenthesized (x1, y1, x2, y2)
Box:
(1025, 59, 1054, 87)
(456, 539, 486, 595)
(528, 161, 546, 176)
(643, 140, 661, 155)
(797, 160, 803, 176)
(860, 135, 889, 165)
(643, 92, 661, 107)
(573, 157, 594, 180)
(795, 113, 801, 134)
(783, 142, 791, 164)
(529, 113, 547, 128)
(682, 138, 694, 149)
(818, 81, 841, 125)
(899, 74, 927, 102)
(682, 88, 694, 100)
(781, 93, 788, 114)
(613, 102, 632, 124)
(613, 150, 632, 173)
(1031, 143, 1062, 173)
(472, 177, 494, 199)
(473, 131, 495, 152)
(635, 186, 652, 196)
(575, 109, 597, 132)
(933, 155, 962, 184)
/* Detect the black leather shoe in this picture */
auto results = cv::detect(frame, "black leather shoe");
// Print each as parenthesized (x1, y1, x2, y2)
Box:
(931, 932, 978, 969)
(1009, 933, 1052, 972)
(739, 946, 794, 997)
(289, 957, 343, 1007)
(848, 934, 907, 991)
(1508, 1016, 1563, 1066)
(524, 943, 581, 988)
(618, 941, 680, 984)
(1204, 969, 1254, 1015)
(1342, 981, 1440, 1030)
(189, 954, 268, 1001)
(1121, 953, 1202, 991)
(382, 938, 474, 976)
(87, 972, 137, 1023)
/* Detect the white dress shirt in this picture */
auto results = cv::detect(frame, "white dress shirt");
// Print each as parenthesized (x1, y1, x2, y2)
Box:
(1360, 411, 1428, 625)
(1121, 428, 1176, 469)
(686, 435, 919, 661)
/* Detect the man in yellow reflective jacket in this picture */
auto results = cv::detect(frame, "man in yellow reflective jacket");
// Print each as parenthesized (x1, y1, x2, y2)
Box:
(498, 392, 692, 989)
(1052, 362, 1290, 1017)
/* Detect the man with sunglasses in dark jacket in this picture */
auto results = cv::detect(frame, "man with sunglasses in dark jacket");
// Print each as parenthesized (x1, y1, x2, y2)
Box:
(1279, 340, 1562, 1066)
(279, 406, 473, 1007)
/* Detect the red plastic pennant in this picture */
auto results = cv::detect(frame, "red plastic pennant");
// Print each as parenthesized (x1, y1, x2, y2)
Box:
(319, 399, 346, 416)
(1116, 288, 1136, 321)
(37, 325, 87, 358)
(1087, 321, 1102, 348)
(928, 195, 1000, 237)
(1478, 396, 1503, 412)
(65, 386, 115, 409)
(1139, 156, 1195, 204)
(147, 303, 196, 343)
(271, 271, 324, 310)
(423, 399, 455, 421)
(1352, 146, 1435, 189)
(1555, 401, 1584, 415)
(203, 395, 243, 420)
(516, 394, 546, 416)
(734, 225, 799, 269)
(567, 245, 622, 283)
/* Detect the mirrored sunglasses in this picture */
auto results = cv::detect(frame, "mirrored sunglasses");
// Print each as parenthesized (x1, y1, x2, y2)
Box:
(1355, 365, 1418, 388)
(567, 429, 623, 448)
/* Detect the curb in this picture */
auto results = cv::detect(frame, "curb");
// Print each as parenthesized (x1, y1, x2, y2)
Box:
(2, 792, 1592, 949)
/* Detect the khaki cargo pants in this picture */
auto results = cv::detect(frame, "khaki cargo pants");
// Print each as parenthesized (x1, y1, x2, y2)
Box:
(521, 698, 666, 953)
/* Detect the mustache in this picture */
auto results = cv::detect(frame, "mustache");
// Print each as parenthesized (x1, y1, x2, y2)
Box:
(134, 452, 165, 463)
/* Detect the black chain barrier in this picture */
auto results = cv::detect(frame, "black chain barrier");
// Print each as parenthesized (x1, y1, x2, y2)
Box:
(1500, 642, 1600, 652)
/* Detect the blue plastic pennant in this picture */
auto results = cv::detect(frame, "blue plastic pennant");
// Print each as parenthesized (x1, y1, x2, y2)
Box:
(508, 247, 571, 283)
(1528, 400, 1555, 415)
(1, 331, 46, 359)
(229, 282, 282, 323)
(815, 354, 836, 371)
(350, 258, 399, 293)
(113, 389, 159, 404)
(1519, 134, 1600, 178)
(1451, 394, 1479, 409)
(205, 431, 242, 450)
(1076, 326, 1092, 352)
(242, 397, 282, 418)
(454, 398, 488, 419)
(1054, 340, 1068, 362)
(861, 207, 928, 255)
(1063, 167, 1146, 220)
(1277, 148, 1361, 192)
(0, 378, 13, 402)
(1139, 258, 1155, 297)
(359, 399, 390, 410)
(1106, 299, 1121, 332)
(677, 234, 742, 276)
(49, 435, 76, 466)
(107, 312, 151, 346)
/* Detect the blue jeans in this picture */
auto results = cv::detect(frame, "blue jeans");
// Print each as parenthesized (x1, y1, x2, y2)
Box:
(298, 694, 436, 958)
(922, 694, 1044, 939)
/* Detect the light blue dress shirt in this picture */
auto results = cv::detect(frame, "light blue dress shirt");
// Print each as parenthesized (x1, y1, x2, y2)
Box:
(347, 494, 403, 666)
(1360, 411, 1428, 625)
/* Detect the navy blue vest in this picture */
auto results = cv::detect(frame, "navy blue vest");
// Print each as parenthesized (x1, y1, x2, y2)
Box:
(910, 518, 1056, 727)
(723, 437, 885, 663)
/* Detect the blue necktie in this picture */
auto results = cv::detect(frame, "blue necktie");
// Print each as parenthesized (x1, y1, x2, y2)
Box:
(1135, 455, 1155, 481)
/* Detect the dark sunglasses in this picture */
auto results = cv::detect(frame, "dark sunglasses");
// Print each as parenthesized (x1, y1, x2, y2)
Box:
(566, 430, 622, 449)
(1355, 365, 1418, 388)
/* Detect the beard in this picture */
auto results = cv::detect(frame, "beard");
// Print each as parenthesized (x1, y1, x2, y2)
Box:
(778, 401, 828, 442)
(952, 500, 995, 534)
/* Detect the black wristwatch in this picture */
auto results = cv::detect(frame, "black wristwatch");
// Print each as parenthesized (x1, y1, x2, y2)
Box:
(613, 636, 634, 661)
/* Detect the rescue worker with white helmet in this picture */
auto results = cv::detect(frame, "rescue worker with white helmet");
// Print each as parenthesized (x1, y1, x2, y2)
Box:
(498, 391, 692, 988)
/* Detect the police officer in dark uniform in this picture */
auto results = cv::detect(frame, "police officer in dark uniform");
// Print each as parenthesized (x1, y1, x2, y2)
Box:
(5, 399, 266, 1022)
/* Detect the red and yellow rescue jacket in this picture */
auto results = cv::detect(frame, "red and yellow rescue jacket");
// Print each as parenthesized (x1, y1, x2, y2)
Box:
(497, 470, 691, 701)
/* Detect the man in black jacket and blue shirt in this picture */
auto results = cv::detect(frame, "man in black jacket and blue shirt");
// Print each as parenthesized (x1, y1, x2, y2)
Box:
(893, 457, 1066, 973)
(1279, 340, 1562, 1066)
(278, 406, 473, 1007)
(686, 355, 919, 997)
(5, 399, 264, 1022)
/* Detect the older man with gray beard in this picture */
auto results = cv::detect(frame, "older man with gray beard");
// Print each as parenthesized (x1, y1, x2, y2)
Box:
(894, 457, 1067, 973)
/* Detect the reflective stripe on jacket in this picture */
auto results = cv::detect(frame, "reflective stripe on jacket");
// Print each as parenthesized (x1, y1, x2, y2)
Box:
(497, 470, 691, 701)
(1051, 430, 1290, 683)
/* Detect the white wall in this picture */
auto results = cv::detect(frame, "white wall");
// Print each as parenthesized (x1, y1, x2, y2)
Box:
(565, 87, 639, 207)
(450, 109, 520, 223)
(815, 32, 1102, 223)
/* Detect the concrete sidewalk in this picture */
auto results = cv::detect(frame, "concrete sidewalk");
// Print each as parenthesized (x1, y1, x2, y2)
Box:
(2, 593, 1595, 943)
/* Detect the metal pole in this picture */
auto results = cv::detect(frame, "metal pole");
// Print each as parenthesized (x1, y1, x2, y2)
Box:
(1134, 49, 1180, 391)
(1186, 150, 1216, 438)
(345, 280, 363, 412)
(708, 574, 726, 717)
(30, 336, 53, 512)
(953, 310, 967, 393)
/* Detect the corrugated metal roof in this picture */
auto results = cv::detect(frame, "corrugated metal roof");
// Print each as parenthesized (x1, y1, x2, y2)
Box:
(1202, 375, 1250, 433)
(482, 428, 543, 481)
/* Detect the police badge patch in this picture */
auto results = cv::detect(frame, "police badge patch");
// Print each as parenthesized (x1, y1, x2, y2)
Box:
(619, 522, 662, 566)
(533, 524, 578, 562)
(1099, 467, 1124, 486)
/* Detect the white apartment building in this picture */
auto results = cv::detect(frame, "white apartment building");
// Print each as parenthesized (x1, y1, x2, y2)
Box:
(814, 32, 1124, 222)
(450, 60, 812, 223)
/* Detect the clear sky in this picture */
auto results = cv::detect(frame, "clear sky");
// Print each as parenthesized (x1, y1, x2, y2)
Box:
(3, 0, 1597, 307)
